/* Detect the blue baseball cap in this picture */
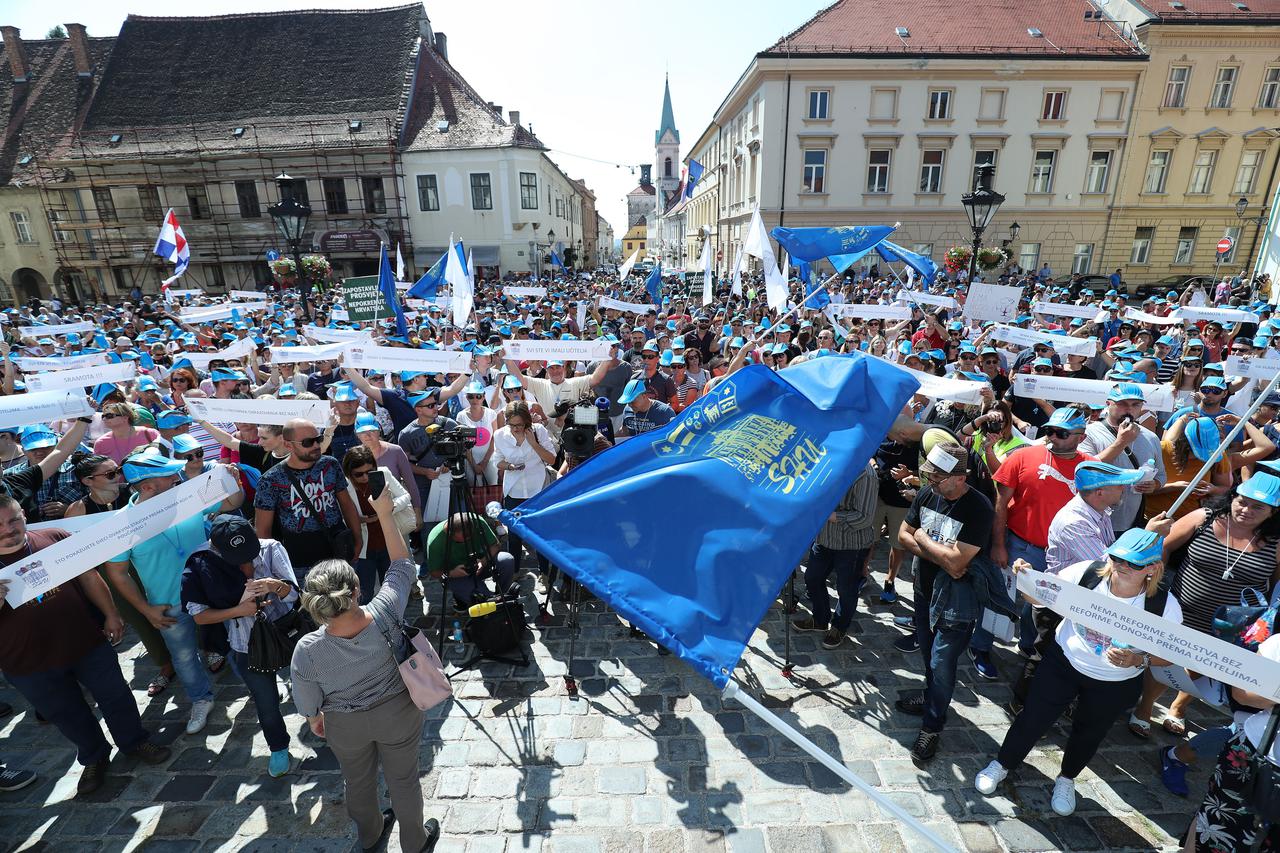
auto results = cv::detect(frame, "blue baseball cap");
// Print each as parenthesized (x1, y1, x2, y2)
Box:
(1238, 472, 1280, 507)
(1199, 376, 1228, 391)
(1107, 383, 1145, 402)
(155, 409, 191, 429)
(1074, 461, 1143, 492)
(19, 427, 58, 451)
(170, 434, 203, 456)
(329, 382, 360, 402)
(121, 448, 185, 484)
(399, 370, 427, 383)
(1044, 408, 1088, 431)
(1185, 417, 1222, 463)
(278, 385, 297, 398)
(136, 376, 159, 392)
(619, 378, 647, 404)
(1032, 357, 1054, 369)
(354, 412, 381, 433)
(1106, 528, 1164, 567)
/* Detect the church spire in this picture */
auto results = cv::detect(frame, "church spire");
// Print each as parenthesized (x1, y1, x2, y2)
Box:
(655, 74, 679, 146)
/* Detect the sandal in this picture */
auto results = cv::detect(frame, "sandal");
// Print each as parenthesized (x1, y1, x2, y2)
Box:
(205, 652, 226, 674)
(1127, 713, 1152, 739)
(1162, 716, 1187, 737)
(147, 674, 172, 698)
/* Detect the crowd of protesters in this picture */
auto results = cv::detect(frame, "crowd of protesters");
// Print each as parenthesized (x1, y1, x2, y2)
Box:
(0, 258, 1276, 852)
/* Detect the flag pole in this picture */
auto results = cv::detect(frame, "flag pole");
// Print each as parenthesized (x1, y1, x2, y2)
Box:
(721, 681, 958, 853)
(1166, 369, 1280, 516)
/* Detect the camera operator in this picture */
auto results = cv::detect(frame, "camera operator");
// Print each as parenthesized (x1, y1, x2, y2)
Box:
(424, 511, 516, 607)
(396, 387, 458, 513)
(556, 396, 614, 475)
(493, 401, 558, 585)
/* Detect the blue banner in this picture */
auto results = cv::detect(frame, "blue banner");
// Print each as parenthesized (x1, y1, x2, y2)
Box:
(645, 262, 663, 305)
(500, 354, 919, 687)
(876, 240, 939, 284)
(377, 244, 409, 336)
(771, 225, 895, 263)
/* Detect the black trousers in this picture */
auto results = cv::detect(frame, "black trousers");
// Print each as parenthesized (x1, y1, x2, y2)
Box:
(997, 642, 1142, 779)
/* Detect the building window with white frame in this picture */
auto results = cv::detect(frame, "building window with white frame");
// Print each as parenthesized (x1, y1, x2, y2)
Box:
(927, 89, 951, 120)
(10, 211, 33, 243)
(919, 149, 944, 193)
(417, 174, 439, 211)
(1131, 227, 1154, 264)
(1210, 67, 1238, 109)
(48, 210, 69, 242)
(470, 173, 492, 210)
(1164, 66, 1190, 108)
(1072, 243, 1094, 275)
(802, 149, 827, 193)
(808, 90, 829, 120)
(1233, 150, 1263, 195)
(971, 150, 997, 190)
(1029, 150, 1056, 193)
(1261, 68, 1280, 109)
(1188, 150, 1217, 194)
(1084, 150, 1112, 194)
(1042, 90, 1067, 120)
(867, 149, 891, 193)
(1018, 243, 1041, 271)
(519, 172, 538, 210)
(1144, 150, 1171, 193)
(1221, 226, 1241, 264)
(1174, 226, 1198, 265)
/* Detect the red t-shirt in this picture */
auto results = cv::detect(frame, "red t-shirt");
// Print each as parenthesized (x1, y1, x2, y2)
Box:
(993, 445, 1095, 547)
(911, 327, 946, 351)
(0, 530, 106, 676)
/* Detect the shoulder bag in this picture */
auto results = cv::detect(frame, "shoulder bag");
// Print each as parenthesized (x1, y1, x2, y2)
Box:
(374, 612, 452, 711)
(284, 464, 355, 562)
(1247, 705, 1280, 849)
(247, 591, 317, 674)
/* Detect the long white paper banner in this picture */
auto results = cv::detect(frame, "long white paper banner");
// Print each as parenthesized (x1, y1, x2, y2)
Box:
(1013, 373, 1175, 410)
(505, 286, 548, 299)
(329, 307, 350, 322)
(16, 321, 96, 337)
(1176, 306, 1261, 324)
(167, 288, 204, 299)
(827, 303, 912, 320)
(963, 283, 1023, 322)
(229, 290, 265, 301)
(1124, 308, 1182, 326)
(179, 336, 258, 373)
(896, 290, 958, 310)
(13, 353, 109, 372)
(1019, 568, 1280, 702)
(181, 302, 270, 323)
(268, 342, 349, 364)
(345, 343, 471, 374)
(1225, 354, 1280, 381)
(186, 396, 331, 427)
(0, 467, 239, 607)
(1151, 664, 1228, 708)
(1032, 301, 1102, 320)
(0, 390, 92, 430)
(599, 296, 654, 315)
(303, 324, 373, 343)
(899, 365, 988, 404)
(502, 339, 614, 362)
(989, 325, 1098, 357)
(29, 512, 113, 536)
(26, 360, 137, 393)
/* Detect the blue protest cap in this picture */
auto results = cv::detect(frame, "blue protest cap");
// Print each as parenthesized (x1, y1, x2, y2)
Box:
(619, 377, 648, 404)
(916, 350, 933, 361)
(329, 382, 359, 402)
(464, 380, 487, 395)
(278, 385, 298, 398)
(136, 376, 159, 392)
(770, 342, 789, 355)
(1156, 335, 1176, 346)
(665, 320, 678, 331)
(601, 334, 620, 343)
(1185, 417, 1222, 463)
(1200, 375, 1228, 390)
(1070, 318, 1086, 327)
(775, 323, 792, 334)
(948, 320, 964, 331)
(960, 371, 989, 382)
(220, 333, 238, 342)
(671, 336, 686, 349)
(19, 427, 59, 450)
(386, 335, 411, 345)
(928, 349, 945, 361)
(897, 341, 913, 355)
(1074, 461, 1143, 492)
(398, 370, 426, 382)
(1254, 336, 1273, 348)
(502, 375, 523, 390)
(155, 409, 192, 429)
(730, 336, 747, 349)
(1186, 338, 1205, 349)
(407, 387, 442, 407)
(1106, 528, 1165, 567)
(121, 448, 186, 484)
(170, 433, 202, 456)
(1032, 357, 1054, 368)
(546, 360, 565, 368)
(91, 383, 121, 404)
(354, 411, 381, 433)
(1238, 472, 1280, 507)
(65, 333, 82, 344)
(210, 367, 247, 383)
(1015, 315, 1033, 324)
(1107, 382, 1145, 402)
(1044, 408, 1088, 431)
(658, 349, 674, 367)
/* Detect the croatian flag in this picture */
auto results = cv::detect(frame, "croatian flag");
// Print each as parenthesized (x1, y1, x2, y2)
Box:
(154, 208, 190, 297)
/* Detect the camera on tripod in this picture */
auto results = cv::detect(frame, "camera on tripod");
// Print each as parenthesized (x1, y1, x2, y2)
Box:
(556, 396, 610, 458)
(430, 426, 478, 460)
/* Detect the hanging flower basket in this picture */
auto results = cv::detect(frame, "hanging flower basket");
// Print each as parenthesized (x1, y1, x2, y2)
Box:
(943, 246, 972, 275)
(270, 257, 297, 286)
(300, 254, 332, 286)
(976, 246, 1009, 271)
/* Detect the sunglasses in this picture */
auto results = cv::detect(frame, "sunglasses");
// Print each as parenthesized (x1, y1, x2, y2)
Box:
(982, 359, 999, 366)
(466, 394, 485, 400)
(1200, 387, 1225, 395)
(293, 435, 322, 448)
(103, 412, 125, 420)
(170, 377, 189, 384)
(960, 353, 977, 360)
(643, 353, 658, 360)
(179, 449, 204, 460)
(94, 468, 121, 480)
(1042, 427, 1078, 439)
(1033, 368, 1053, 374)
(508, 421, 529, 429)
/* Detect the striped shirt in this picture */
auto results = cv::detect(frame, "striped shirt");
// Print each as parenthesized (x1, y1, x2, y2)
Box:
(816, 463, 879, 551)
(1045, 494, 1113, 575)
(1172, 519, 1278, 635)
(289, 556, 415, 716)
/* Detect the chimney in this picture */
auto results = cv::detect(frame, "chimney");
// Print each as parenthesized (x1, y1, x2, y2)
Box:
(65, 23, 91, 77)
(433, 31, 447, 61)
(0, 27, 29, 83)
(508, 110, 520, 127)
(492, 104, 502, 117)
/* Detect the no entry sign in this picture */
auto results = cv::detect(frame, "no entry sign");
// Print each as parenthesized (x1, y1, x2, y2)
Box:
(1217, 236, 1234, 255)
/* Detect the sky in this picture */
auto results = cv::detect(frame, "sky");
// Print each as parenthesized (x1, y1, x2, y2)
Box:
(3, 0, 828, 241)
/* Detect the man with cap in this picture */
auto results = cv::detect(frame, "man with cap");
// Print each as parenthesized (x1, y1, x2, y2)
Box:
(2, 419, 90, 524)
(1081, 383, 1164, 534)
(894, 440, 996, 762)
(104, 451, 245, 736)
(618, 378, 675, 438)
(0, 493, 171, 795)
(396, 387, 460, 524)
(323, 381, 364, 461)
(506, 351, 621, 441)
(12, 425, 89, 522)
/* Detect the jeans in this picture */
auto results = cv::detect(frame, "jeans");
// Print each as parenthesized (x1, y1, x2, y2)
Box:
(446, 552, 517, 606)
(917, 615, 977, 733)
(228, 651, 289, 753)
(502, 495, 550, 575)
(971, 530, 1045, 655)
(7, 642, 148, 765)
(803, 544, 868, 633)
(355, 551, 392, 606)
(159, 606, 213, 704)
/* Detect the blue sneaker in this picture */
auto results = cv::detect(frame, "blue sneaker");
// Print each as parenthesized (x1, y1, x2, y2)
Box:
(268, 749, 290, 778)
(880, 587, 898, 604)
(969, 648, 999, 681)
(1160, 747, 1189, 796)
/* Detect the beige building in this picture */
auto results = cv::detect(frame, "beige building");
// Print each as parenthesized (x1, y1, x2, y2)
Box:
(1098, 0, 1280, 284)
(622, 223, 648, 260)
(596, 213, 616, 265)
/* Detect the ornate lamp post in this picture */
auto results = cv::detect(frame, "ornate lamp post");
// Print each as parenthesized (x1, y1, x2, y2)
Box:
(267, 173, 312, 312)
(960, 164, 1005, 283)
(1235, 196, 1269, 279)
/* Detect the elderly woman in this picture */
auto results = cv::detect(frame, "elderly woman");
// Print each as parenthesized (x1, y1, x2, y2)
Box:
(290, 487, 441, 853)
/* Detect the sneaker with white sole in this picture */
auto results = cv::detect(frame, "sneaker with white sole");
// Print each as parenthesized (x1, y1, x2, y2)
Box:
(186, 699, 214, 735)
(1051, 775, 1077, 816)
(975, 760, 1008, 795)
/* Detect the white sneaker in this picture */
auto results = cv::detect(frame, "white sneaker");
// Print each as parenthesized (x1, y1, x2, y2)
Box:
(1051, 776, 1077, 816)
(975, 760, 1008, 795)
(186, 699, 214, 735)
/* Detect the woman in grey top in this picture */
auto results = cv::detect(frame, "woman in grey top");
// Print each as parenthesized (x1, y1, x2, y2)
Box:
(291, 486, 441, 853)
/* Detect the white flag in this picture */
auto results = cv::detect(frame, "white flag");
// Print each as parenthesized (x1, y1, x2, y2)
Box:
(699, 240, 714, 307)
(395, 243, 406, 282)
(618, 250, 639, 282)
(446, 237, 473, 327)
(743, 208, 787, 311)
(730, 244, 745, 297)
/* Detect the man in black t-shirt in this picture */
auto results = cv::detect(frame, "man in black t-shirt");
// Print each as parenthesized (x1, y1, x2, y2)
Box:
(893, 441, 994, 764)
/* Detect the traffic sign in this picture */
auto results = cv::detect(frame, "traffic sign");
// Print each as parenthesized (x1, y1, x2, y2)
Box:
(1217, 236, 1234, 255)
(265, 249, 280, 261)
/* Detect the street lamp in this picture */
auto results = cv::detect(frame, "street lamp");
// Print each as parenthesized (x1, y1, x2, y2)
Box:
(1235, 197, 1270, 278)
(960, 164, 1005, 283)
(267, 173, 312, 309)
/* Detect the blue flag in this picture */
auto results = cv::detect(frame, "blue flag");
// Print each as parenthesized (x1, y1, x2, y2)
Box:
(407, 250, 447, 299)
(682, 158, 705, 201)
(645, 262, 663, 305)
(771, 225, 895, 263)
(377, 244, 408, 336)
(876, 240, 940, 284)
(551, 251, 566, 272)
(500, 355, 918, 687)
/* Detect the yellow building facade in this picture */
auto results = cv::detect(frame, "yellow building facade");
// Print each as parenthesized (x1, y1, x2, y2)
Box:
(622, 223, 647, 260)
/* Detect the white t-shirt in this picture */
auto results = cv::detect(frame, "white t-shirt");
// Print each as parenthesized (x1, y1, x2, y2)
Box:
(1055, 560, 1183, 682)
(1244, 635, 1280, 764)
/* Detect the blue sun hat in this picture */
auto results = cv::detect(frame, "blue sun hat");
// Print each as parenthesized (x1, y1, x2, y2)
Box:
(121, 448, 185, 484)
(1184, 417, 1222, 463)
(354, 412, 380, 433)
(1074, 461, 1143, 492)
(1106, 528, 1165, 567)
(619, 378, 647, 404)
(1237, 472, 1280, 508)
(1044, 408, 1088, 431)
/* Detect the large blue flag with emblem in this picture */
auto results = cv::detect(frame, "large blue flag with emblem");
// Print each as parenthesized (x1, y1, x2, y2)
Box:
(771, 225, 895, 263)
(876, 240, 939, 284)
(500, 354, 919, 687)
(377, 244, 409, 336)
(645, 261, 663, 305)
(407, 250, 447, 299)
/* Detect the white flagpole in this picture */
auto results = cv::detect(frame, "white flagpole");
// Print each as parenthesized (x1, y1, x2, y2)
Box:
(721, 681, 958, 853)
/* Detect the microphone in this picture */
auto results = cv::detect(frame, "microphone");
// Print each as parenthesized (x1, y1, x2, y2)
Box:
(474, 426, 491, 447)
(425, 423, 440, 435)
(468, 601, 498, 617)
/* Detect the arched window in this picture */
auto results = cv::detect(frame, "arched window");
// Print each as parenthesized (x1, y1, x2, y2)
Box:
(664, 158, 672, 178)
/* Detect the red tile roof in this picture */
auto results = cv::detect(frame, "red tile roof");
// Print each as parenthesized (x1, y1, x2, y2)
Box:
(1146, 0, 1280, 22)
(762, 0, 1144, 59)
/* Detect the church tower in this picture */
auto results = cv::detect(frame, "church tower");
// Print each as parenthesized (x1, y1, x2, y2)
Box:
(654, 75, 681, 214)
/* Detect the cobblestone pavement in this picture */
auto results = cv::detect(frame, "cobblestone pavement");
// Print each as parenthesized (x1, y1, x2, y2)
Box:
(1, 552, 1214, 853)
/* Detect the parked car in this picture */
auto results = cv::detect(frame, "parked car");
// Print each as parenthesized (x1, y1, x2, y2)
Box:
(1132, 275, 1214, 301)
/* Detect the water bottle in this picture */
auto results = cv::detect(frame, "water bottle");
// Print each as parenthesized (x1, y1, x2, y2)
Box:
(1137, 458, 1157, 484)
(452, 620, 464, 652)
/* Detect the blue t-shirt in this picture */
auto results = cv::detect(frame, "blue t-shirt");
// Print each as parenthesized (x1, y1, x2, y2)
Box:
(253, 456, 349, 569)
(623, 401, 675, 435)
(379, 388, 418, 439)
(111, 496, 223, 606)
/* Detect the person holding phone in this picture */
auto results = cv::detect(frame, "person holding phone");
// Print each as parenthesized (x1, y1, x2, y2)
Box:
(342, 446, 415, 605)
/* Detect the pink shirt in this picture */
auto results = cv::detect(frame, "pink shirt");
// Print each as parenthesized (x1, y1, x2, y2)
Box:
(93, 428, 160, 463)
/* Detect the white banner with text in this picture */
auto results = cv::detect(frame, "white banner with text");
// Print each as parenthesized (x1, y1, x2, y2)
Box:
(1013, 373, 1175, 410)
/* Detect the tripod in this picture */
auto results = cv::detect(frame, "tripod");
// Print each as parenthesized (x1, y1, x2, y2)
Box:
(432, 451, 529, 677)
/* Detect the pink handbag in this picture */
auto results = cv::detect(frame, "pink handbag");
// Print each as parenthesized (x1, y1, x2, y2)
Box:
(379, 620, 452, 710)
